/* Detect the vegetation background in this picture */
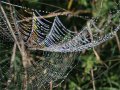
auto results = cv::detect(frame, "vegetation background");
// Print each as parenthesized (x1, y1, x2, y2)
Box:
(0, 0, 120, 90)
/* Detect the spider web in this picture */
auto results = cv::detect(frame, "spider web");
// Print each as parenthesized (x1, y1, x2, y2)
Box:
(0, 2, 78, 89)
(0, 1, 120, 89)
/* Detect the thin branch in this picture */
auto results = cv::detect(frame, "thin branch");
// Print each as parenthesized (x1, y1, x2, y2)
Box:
(87, 21, 109, 68)
(33, 1, 67, 11)
(17, 11, 72, 23)
(91, 69, 96, 90)
(115, 32, 120, 52)
(21, 40, 29, 90)
(6, 43, 16, 89)
(17, 10, 91, 23)
(50, 81, 53, 90)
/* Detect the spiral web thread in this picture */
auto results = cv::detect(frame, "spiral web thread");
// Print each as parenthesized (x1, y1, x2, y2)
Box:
(0, 1, 120, 89)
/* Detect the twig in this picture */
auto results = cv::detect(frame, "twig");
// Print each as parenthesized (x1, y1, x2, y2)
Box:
(115, 32, 120, 52)
(21, 40, 29, 90)
(34, 1, 67, 11)
(17, 10, 91, 23)
(87, 21, 109, 68)
(6, 43, 16, 89)
(50, 81, 53, 90)
(93, 48, 109, 68)
(91, 69, 96, 90)
(17, 11, 72, 23)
